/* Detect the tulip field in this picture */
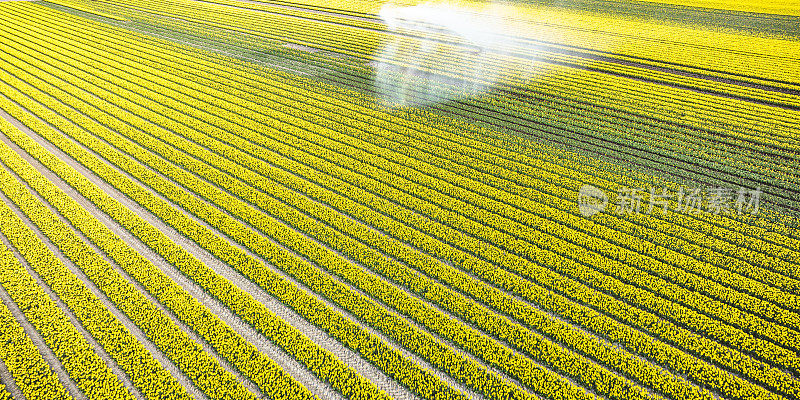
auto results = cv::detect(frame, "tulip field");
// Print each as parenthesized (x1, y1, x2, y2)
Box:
(0, 0, 797, 400)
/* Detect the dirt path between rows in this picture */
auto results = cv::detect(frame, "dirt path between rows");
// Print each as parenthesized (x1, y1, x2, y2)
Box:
(0, 312, 30, 400)
(162, 0, 800, 107)
(0, 201, 98, 400)
(0, 161, 182, 400)
(58, 119, 418, 400)
(190, 0, 377, 23)
(0, 100, 380, 399)
(55, 41, 493, 396)
(0, 106, 269, 399)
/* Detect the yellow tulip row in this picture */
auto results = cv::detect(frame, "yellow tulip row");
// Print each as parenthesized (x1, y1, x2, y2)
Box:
(0, 53, 461, 400)
(388, 106, 800, 279)
(220, 10, 800, 225)
(470, 89, 800, 192)
(193, 0, 383, 30)
(367, 97, 799, 261)
(88, 0, 799, 138)
(40, 0, 800, 206)
(0, 95, 384, 398)
(131, 0, 791, 350)
(7, 3, 800, 400)
(122, 0, 797, 109)
(549, 54, 800, 108)
(1, 18, 712, 400)
(102, 0, 800, 91)
(0, 38, 532, 400)
(270, 34, 800, 269)
(9, 14, 796, 400)
(258, 0, 384, 15)
(255, 75, 800, 325)
(0, 218, 131, 400)
(42, 0, 792, 290)
(626, 0, 800, 15)
(0, 119, 260, 400)
(355, 19, 800, 111)
(8, 19, 661, 400)
(286, 95, 800, 333)
(247, 87, 797, 390)
(27, 13, 795, 379)
(9, 9, 796, 400)
(467, 96, 798, 187)
(234, 0, 382, 18)
(96, 9, 799, 282)
(0, 12, 653, 400)
(0, 136, 193, 400)
(180, 81, 794, 398)
(209, 0, 800, 128)
(59, 0, 800, 298)
(0, 276, 71, 400)
(45, 0, 126, 21)
(0, 88, 375, 400)
(117, 12, 792, 394)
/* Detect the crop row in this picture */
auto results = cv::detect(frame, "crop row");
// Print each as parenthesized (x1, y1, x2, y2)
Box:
(23, 9, 797, 351)
(105, 0, 800, 88)
(378, 67, 800, 183)
(369, 24, 800, 111)
(530, 36, 800, 92)
(195, 0, 383, 30)
(0, 11, 792, 400)
(0, 17, 643, 400)
(0, 61, 470, 400)
(394, 96, 800, 301)
(122, 10, 800, 263)
(0, 17, 717, 400)
(313, 32, 800, 198)
(6, 2, 800, 396)
(45, 0, 127, 21)
(0, 88, 387, 400)
(20, 13, 798, 374)
(0, 43, 540, 400)
(312, 50, 800, 207)
(0, 131, 198, 400)
(0, 270, 72, 400)
(0, 119, 264, 400)
(93, 0, 800, 139)
(259, 35, 800, 278)
(10, 8, 792, 396)
(7, 19, 670, 400)
(104, 0, 800, 171)
(45, 0, 800, 250)
(42, 0, 800, 278)
(229, 0, 799, 127)
(67, 7, 800, 392)
(0, 202, 132, 400)
(251, 76, 800, 329)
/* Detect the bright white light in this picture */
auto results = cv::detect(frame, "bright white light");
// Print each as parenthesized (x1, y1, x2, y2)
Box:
(374, 1, 542, 108)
